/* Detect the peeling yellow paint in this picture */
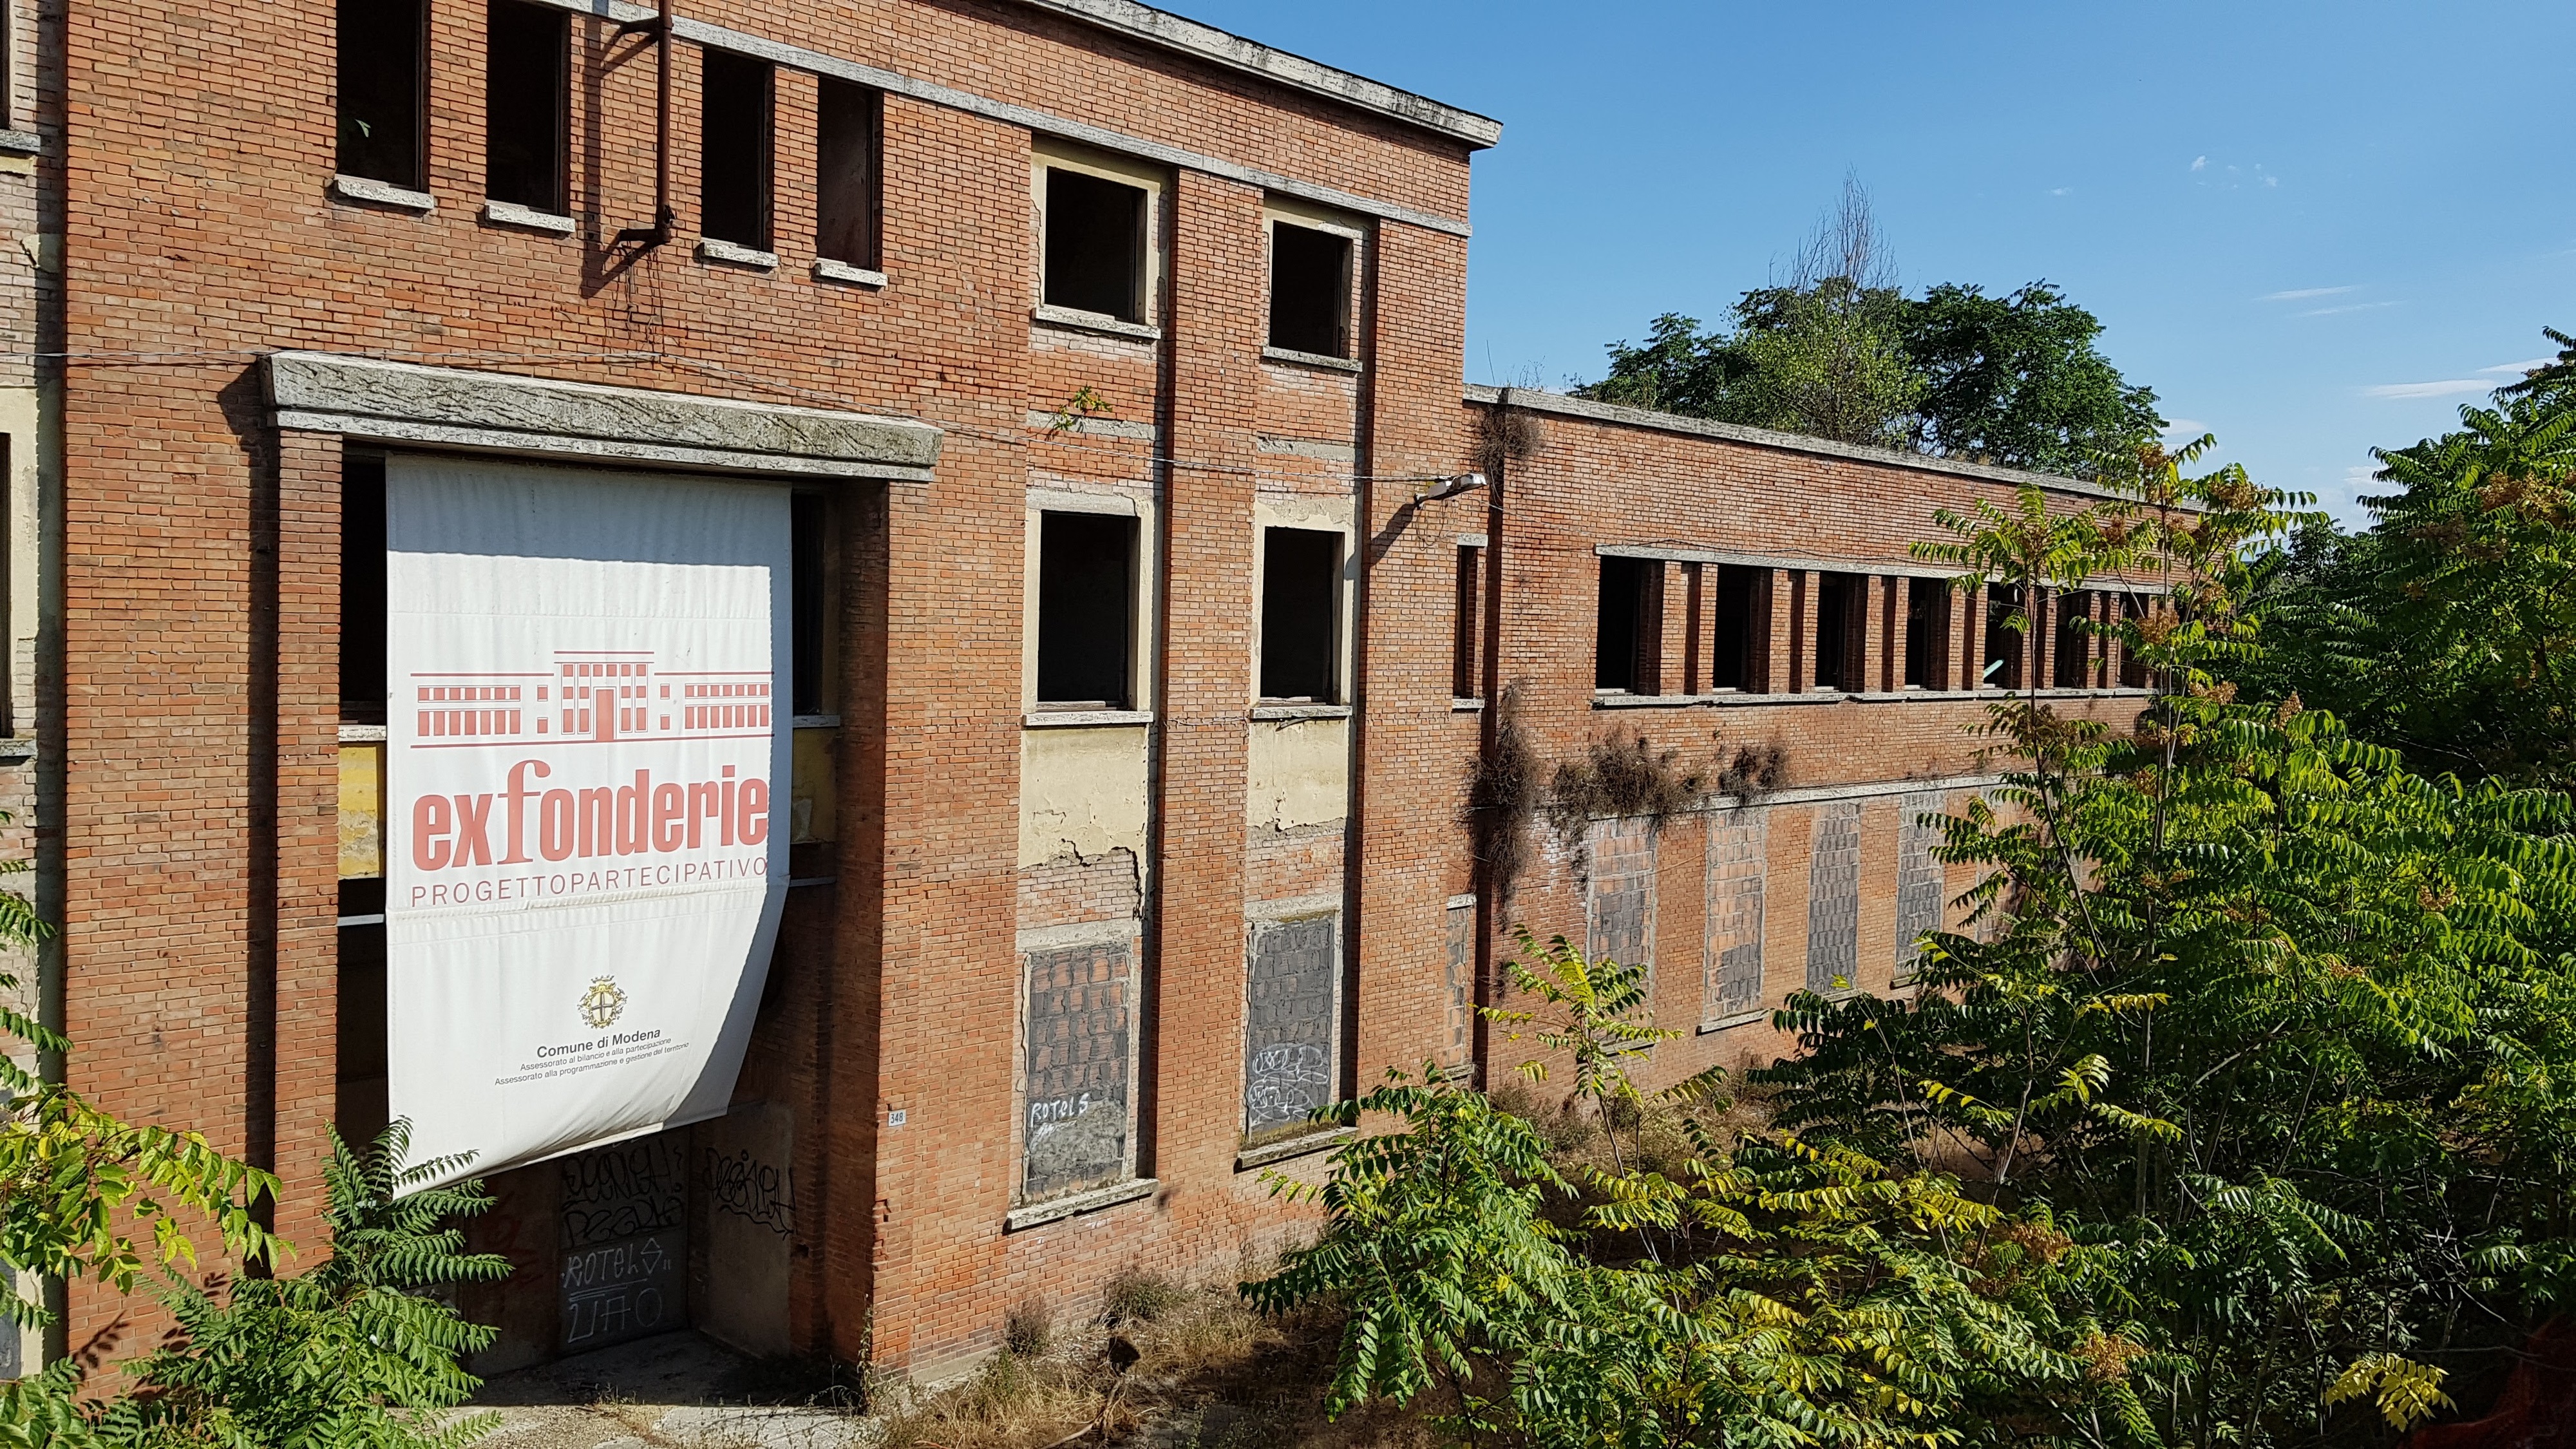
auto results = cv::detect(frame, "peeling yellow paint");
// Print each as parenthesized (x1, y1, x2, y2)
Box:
(338, 742, 383, 879)
(791, 726, 837, 844)
(1020, 726, 1150, 867)
(1248, 718, 1349, 834)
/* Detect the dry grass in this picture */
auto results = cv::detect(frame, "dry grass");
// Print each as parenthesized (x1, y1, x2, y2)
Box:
(877, 1283, 1443, 1449)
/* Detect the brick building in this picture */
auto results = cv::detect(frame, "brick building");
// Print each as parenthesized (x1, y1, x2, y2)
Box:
(0, 0, 2160, 1381)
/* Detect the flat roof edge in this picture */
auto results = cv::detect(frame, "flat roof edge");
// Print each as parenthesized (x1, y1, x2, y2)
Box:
(1016, 0, 1503, 149)
(1464, 385, 2148, 506)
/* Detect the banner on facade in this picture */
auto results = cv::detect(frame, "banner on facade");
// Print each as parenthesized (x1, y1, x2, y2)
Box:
(385, 455, 791, 1185)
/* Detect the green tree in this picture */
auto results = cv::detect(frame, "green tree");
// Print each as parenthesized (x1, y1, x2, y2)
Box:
(1902, 281, 2164, 476)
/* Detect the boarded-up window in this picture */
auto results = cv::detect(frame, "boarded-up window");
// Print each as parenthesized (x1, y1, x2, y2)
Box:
(1023, 940, 1133, 1201)
(1805, 801, 1862, 992)
(1704, 809, 1766, 1021)
(1895, 791, 1947, 985)
(1244, 913, 1338, 1142)
(1586, 817, 1657, 987)
(1443, 898, 1475, 1070)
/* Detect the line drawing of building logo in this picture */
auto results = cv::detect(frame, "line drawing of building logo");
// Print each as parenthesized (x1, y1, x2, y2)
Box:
(580, 976, 628, 1030)
(409, 649, 773, 748)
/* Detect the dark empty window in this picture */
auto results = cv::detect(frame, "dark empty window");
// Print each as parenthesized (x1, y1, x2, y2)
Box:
(1985, 583, 2024, 690)
(337, 0, 424, 189)
(1710, 565, 1758, 691)
(1814, 573, 1863, 692)
(341, 451, 387, 722)
(2054, 590, 2092, 688)
(1045, 167, 1146, 323)
(1268, 222, 1352, 357)
(700, 51, 772, 249)
(815, 79, 881, 269)
(791, 493, 828, 715)
(1596, 556, 1658, 694)
(1452, 545, 1482, 699)
(485, 0, 567, 213)
(1904, 577, 1946, 689)
(1261, 529, 1340, 702)
(2119, 592, 2149, 688)
(1037, 512, 1135, 708)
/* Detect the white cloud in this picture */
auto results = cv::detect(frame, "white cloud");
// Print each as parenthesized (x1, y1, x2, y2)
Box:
(2481, 357, 2557, 375)
(2161, 417, 2207, 437)
(2049, 186, 2072, 196)
(2362, 379, 2494, 400)
(2264, 175, 2279, 187)
(2260, 286, 2357, 301)
(2191, 155, 2207, 171)
(2301, 301, 2400, 317)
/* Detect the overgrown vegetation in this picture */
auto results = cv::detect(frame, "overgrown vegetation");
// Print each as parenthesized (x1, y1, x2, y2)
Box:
(1577, 177, 2162, 477)
(1251, 336, 2576, 1449)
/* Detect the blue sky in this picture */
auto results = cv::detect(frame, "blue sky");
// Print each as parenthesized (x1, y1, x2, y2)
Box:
(1177, 1, 2576, 524)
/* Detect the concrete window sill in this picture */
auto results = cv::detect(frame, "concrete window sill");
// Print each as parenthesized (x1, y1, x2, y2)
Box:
(1236, 1126, 1353, 1172)
(1591, 693, 1715, 710)
(1260, 345, 1362, 374)
(1004, 1177, 1158, 1232)
(337, 723, 389, 743)
(1249, 703, 1351, 722)
(790, 714, 841, 729)
(1699, 1008, 1768, 1034)
(329, 175, 435, 212)
(1033, 304, 1160, 343)
(0, 738, 33, 761)
(813, 258, 888, 288)
(0, 130, 39, 156)
(1452, 697, 1484, 712)
(1024, 709, 1153, 728)
(697, 238, 779, 270)
(481, 200, 576, 234)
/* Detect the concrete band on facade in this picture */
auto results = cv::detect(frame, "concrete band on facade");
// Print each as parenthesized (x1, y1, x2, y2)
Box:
(265, 352, 945, 480)
(529, 0, 1479, 237)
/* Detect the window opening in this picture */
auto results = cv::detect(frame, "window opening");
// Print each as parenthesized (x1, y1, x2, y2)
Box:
(699, 50, 772, 249)
(1814, 573, 1862, 692)
(791, 493, 827, 715)
(1595, 556, 1658, 694)
(2119, 592, 2149, 687)
(1710, 565, 1757, 691)
(342, 451, 388, 722)
(337, 0, 425, 189)
(1984, 583, 2024, 690)
(1260, 528, 1340, 702)
(1044, 167, 1146, 323)
(485, 0, 568, 214)
(1452, 545, 1482, 699)
(2054, 590, 2092, 688)
(1267, 222, 1352, 357)
(1903, 577, 1945, 688)
(1036, 512, 1135, 708)
(815, 79, 881, 269)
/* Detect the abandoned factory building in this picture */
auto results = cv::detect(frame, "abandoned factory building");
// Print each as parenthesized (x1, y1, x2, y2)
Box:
(0, 0, 2164, 1379)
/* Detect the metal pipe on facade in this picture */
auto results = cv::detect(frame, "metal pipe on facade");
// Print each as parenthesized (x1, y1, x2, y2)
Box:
(1470, 390, 1510, 1086)
(614, 0, 676, 247)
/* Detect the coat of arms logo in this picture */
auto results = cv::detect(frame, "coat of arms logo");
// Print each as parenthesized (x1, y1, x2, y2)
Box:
(579, 976, 629, 1030)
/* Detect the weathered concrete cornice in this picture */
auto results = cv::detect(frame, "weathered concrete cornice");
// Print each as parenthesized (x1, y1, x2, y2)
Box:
(1465, 385, 2186, 508)
(1013, 0, 1502, 149)
(267, 352, 942, 481)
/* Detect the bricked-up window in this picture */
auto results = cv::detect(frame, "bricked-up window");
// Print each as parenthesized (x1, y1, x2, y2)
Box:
(814, 79, 880, 269)
(1044, 167, 1146, 323)
(1705, 808, 1766, 1021)
(342, 452, 387, 721)
(1813, 573, 1864, 692)
(337, 0, 426, 189)
(699, 50, 772, 249)
(791, 493, 828, 715)
(1260, 527, 1340, 703)
(1268, 222, 1353, 357)
(2054, 589, 2093, 688)
(1806, 800, 1862, 992)
(1710, 565, 1759, 691)
(1244, 912, 1338, 1142)
(1904, 577, 1946, 688)
(1036, 511, 1135, 709)
(1022, 940, 1133, 1200)
(1595, 556, 1658, 694)
(1985, 582, 2025, 689)
(484, 1, 567, 214)
(1452, 545, 1482, 698)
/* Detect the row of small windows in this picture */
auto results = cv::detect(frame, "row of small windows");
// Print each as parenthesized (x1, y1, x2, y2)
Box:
(1582, 559, 2150, 699)
(332, 2, 1358, 355)
(1033, 513, 1342, 711)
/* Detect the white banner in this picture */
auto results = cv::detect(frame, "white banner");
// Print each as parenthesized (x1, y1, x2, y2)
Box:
(385, 455, 791, 1184)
